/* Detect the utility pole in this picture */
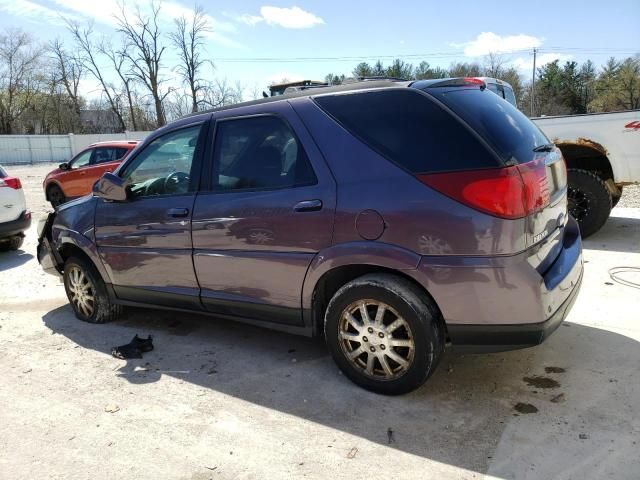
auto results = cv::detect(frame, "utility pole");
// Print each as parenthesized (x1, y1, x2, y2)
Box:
(531, 47, 537, 117)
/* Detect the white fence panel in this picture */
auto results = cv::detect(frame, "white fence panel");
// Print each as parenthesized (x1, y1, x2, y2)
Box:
(0, 132, 152, 165)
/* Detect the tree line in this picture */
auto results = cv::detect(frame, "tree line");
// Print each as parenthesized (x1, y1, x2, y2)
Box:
(323, 53, 640, 116)
(0, 2, 243, 135)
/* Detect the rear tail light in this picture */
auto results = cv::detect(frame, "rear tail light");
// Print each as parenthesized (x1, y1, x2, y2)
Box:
(0, 176, 22, 189)
(417, 159, 550, 219)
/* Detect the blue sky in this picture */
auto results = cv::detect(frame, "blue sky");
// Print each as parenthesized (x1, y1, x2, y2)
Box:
(0, 0, 638, 98)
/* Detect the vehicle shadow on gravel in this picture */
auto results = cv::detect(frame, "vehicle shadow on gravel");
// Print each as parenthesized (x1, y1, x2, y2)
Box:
(42, 304, 640, 476)
(0, 249, 33, 272)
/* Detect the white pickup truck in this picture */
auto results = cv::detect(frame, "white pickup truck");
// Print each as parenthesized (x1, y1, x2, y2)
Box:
(482, 77, 640, 237)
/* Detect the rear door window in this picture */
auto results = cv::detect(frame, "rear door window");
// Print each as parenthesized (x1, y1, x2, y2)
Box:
(314, 89, 500, 173)
(93, 147, 128, 164)
(427, 88, 548, 164)
(212, 116, 317, 191)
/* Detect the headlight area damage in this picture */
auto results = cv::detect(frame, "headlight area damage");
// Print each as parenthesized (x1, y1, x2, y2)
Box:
(37, 211, 63, 277)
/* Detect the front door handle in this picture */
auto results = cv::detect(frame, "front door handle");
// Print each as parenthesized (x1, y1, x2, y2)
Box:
(167, 207, 189, 218)
(294, 199, 323, 212)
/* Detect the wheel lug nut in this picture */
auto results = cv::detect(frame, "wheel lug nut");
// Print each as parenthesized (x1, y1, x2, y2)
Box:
(378, 332, 384, 338)
(362, 336, 368, 342)
(380, 345, 386, 350)
(370, 347, 376, 352)
(368, 327, 373, 333)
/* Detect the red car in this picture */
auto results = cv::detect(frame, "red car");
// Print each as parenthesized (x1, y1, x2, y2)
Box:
(44, 141, 139, 206)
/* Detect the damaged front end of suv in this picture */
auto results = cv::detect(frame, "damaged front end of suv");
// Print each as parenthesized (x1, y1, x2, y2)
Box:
(37, 196, 101, 278)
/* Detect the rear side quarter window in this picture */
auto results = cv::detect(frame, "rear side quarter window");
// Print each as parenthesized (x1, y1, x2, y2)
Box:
(313, 89, 500, 174)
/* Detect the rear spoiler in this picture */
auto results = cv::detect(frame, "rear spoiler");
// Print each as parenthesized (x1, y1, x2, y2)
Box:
(426, 77, 486, 90)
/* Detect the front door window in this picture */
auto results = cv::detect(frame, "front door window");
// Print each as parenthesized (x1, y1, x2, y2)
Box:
(120, 125, 202, 198)
(69, 150, 92, 169)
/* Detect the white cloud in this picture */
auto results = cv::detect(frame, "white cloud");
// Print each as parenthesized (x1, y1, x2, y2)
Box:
(455, 32, 543, 57)
(511, 53, 573, 72)
(0, 0, 80, 25)
(261, 6, 324, 28)
(22, 0, 242, 47)
(50, 0, 123, 26)
(235, 6, 324, 29)
(236, 14, 264, 26)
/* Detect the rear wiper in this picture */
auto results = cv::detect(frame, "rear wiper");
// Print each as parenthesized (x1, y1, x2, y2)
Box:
(533, 143, 555, 152)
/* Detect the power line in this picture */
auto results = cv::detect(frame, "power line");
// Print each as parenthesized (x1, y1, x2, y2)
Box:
(210, 47, 638, 64)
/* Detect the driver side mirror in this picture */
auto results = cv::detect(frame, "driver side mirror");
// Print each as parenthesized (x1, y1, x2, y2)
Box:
(59, 162, 70, 171)
(93, 172, 128, 202)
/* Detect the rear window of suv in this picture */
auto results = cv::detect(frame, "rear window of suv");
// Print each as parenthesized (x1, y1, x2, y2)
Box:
(427, 87, 549, 164)
(314, 89, 501, 174)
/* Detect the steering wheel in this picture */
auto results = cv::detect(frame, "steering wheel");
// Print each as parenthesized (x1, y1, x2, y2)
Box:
(163, 171, 190, 194)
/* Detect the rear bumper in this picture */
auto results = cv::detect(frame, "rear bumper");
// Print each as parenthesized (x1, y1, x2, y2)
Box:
(447, 267, 582, 352)
(412, 216, 584, 352)
(0, 211, 31, 238)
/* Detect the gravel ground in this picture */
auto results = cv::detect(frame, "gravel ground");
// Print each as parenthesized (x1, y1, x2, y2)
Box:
(1, 163, 639, 480)
(617, 184, 640, 208)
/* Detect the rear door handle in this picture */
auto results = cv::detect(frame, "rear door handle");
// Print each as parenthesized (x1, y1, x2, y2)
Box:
(167, 207, 189, 218)
(294, 199, 323, 212)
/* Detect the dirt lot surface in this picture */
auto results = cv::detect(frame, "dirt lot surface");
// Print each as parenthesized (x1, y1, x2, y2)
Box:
(1, 164, 639, 480)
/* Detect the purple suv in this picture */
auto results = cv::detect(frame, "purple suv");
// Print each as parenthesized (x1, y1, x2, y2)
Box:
(38, 78, 583, 394)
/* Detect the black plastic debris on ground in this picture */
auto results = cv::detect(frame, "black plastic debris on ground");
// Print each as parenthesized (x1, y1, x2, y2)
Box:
(111, 335, 154, 359)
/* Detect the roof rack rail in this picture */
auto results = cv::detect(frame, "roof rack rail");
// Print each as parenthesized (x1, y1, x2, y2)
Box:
(283, 84, 330, 94)
(343, 76, 409, 84)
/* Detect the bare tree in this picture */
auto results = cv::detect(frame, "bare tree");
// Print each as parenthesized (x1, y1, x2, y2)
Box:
(98, 40, 139, 130)
(200, 78, 243, 109)
(0, 29, 43, 133)
(49, 38, 83, 131)
(484, 52, 506, 78)
(66, 21, 127, 132)
(165, 90, 193, 120)
(115, 1, 170, 127)
(169, 5, 211, 113)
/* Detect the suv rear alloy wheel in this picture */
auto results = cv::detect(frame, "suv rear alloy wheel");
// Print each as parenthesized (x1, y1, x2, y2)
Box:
(324, 273, 444, 395)
(63, 256, 122, 323)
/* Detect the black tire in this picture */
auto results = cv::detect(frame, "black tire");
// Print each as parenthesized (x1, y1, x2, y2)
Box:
(324, 273, 444, 395)
(47, 184, 66, 208)
(611, 186, 623, 208)
(63, 256, 122, 323)
(9, 235, 24, 251)
(0, 235, 24, 251)
(567, 169, 612, 238)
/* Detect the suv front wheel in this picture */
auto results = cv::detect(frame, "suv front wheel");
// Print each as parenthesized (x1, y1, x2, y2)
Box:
(324, 273, 444, 395)
(63, 256, 122, 323)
